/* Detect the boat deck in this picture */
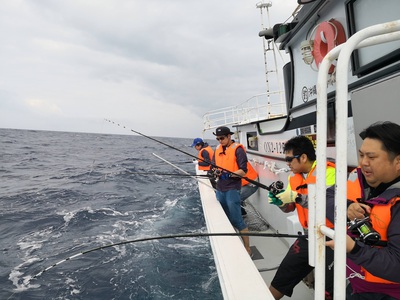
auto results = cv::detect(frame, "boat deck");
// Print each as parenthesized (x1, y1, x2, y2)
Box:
(244, 201, 314, 300)
(197, 174, 314, 299)
(248, 231, 314, 299)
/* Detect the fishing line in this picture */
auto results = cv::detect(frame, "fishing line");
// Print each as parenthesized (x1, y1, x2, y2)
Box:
(104, 119, 270, 191)
(30, 231, 306, 281)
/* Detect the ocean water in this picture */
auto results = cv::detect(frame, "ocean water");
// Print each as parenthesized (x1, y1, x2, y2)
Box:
(0, 128, 223, 300)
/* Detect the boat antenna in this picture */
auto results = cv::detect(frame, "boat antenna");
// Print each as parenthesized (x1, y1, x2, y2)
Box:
(104, 119, 271, 191)
(256, 1, 286, 115)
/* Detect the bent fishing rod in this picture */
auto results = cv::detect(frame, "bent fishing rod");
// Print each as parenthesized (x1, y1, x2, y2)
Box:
(104, 119, 270, 191)
(31, 231, 306, 281)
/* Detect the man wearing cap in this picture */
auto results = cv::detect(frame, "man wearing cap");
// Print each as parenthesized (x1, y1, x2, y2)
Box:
(191, 137, 216, 189)
(211, 126, 251, 255)
(191, 138, 214, 172)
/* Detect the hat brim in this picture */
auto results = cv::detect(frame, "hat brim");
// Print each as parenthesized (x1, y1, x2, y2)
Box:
(213, 131, 234, 136)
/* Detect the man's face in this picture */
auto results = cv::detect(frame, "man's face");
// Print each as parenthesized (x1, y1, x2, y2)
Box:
(285, 150, 303, 174)
(216, 134, 231, 146)
(359, 138, 400, 188)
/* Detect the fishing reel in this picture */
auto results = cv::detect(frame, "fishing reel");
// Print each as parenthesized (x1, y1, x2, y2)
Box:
(348, 216, 381, 245)
(269, 181, 284, 196)
(207, 168, 219, 179)
(207, 168, 223, 180)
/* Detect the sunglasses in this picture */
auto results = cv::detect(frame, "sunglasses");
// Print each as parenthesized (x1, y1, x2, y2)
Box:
(216, 136, 227, 141)
(285, 155, 300, 163)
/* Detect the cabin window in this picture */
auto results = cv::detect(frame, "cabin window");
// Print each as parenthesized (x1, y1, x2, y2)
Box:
(345, 0, 400, 77)
(246, 132, 258, 151)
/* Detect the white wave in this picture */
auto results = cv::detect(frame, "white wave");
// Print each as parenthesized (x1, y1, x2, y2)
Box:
(96, 207, 129, 217)
(57, 207, 89, 223)
(57, 206, 129, 224)
(201, 271, 219, 291)
(166, 241, 208, 251)
(164, 197, 179, 208)
(9, 257, 41, 291)
(17, 227, 55, 256)
(17, 240, 43, 253)
(65, 277, 81, 295)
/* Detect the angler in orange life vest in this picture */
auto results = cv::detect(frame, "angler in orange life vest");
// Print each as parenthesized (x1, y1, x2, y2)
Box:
(240, 162, 259, 215)
(211, 126, 251, 256)
(190, 138, 214, 171)
(268, 135, 336, 300)
(326, 121, 400, 299)
(191, 137, 216, 189)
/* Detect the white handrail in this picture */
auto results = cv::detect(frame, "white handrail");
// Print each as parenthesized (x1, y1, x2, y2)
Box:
(202, 91, 285, 131)
(313, 20, 400, 300)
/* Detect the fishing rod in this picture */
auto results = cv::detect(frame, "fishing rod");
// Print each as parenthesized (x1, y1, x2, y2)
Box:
(135, 173, 209, 177)
(104, 119, 270, 191)
(125, 171, 210, 178)
(153, 153, 216, 191)
(153, 160, 195, 166)
(30, 231, 306, 281)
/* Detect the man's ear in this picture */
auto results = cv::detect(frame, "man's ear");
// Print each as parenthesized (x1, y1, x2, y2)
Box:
(395, 155, 400, 172)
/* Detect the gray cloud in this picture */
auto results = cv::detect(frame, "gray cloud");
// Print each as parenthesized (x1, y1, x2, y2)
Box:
(0, 0, 297, 138)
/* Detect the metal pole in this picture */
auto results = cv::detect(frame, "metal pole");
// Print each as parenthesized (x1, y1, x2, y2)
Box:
(315, 21, 400, 300)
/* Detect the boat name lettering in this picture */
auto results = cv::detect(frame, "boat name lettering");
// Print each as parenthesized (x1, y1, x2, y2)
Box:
(263, 141, 285, 154)
(301, 85, 317, 103)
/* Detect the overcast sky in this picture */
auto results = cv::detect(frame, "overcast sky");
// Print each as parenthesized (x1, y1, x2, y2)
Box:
(0, 0, 298, 138)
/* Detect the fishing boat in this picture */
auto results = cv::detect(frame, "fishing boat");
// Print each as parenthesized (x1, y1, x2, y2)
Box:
(197, 1, 400, 299)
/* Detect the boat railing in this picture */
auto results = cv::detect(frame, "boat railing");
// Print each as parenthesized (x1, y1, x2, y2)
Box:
(202, 90, 286, 131)
(310, 20, 400, 300)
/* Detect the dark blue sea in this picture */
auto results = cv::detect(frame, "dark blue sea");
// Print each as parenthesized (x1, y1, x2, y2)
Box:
(0, 128, 223, 300)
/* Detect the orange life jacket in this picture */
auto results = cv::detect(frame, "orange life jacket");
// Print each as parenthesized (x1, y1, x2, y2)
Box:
(347, 168, 400, 284)
(198, 145, 214, 171)
(242, 162, 257, 186)
(289, 161, 336, 229)
(365, 197, 400, 284)
(346, 168, 363, 203)
(214, 142, 243, 173)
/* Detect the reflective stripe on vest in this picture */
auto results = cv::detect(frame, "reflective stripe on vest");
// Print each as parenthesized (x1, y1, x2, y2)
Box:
(290, 161, 336, 229)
